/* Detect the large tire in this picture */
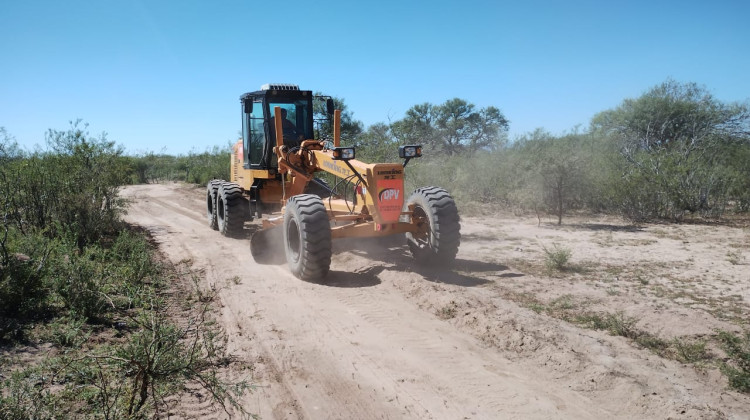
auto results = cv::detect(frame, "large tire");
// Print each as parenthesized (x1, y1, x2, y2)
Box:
(404, 186, 461, 264)
(217, 182, 246, 237)
(206, 180, 221, 230)
(283, 194, 332, 280)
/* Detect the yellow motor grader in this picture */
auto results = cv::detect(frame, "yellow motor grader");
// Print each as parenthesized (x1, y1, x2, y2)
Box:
(206, 84, 460, 280)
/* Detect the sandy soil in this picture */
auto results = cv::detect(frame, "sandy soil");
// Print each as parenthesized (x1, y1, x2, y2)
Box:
(121, 183, 750, 419)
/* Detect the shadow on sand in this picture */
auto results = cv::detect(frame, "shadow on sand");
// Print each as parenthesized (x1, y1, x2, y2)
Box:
(339, 237, 516, 287)
(244, 232, 523, 289)
(569, 223, 643, 233)
(310, 265, 385, 288)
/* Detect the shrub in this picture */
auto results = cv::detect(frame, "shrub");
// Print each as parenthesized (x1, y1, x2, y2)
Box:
(47, 315, 90, 348)
(53, 246, 109, 319)
(0, 251, 46, 319)
(541, 243, 572, 271)
(672, 338, 710, 364)
(107, 229, 158, 286)
(0, 231, 52, 338)
(1, 121, 128, 249)
(0, 369, 59, 420)
(79, 295, 252, 418)
(718, 330, 750, 393)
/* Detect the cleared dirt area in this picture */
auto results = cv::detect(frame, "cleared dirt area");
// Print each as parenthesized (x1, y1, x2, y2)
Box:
(121, 183, 750, 419)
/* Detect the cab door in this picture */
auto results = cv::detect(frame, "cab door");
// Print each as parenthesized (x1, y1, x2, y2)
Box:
(242, 96, 267, 168)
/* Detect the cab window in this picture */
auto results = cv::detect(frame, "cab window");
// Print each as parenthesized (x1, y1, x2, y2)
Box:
(243, 100, 265, 166)
(268, 99, 313, 143)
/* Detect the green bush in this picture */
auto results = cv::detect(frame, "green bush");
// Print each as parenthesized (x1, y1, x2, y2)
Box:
(542, 243, 572, 271)
(0, 256, 45, 312)
(107, 229, 159, 286)
(0, 369, 59, 420)
(1, 121, 128, 249)
(47, 315, 90, 348)
(53, 246, 109, 319)
(0, 231, 53, 339)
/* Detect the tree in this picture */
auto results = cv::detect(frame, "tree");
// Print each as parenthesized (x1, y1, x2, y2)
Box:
(592, 79, 749, 154)
(391, 103, 436, 146)
(0, 127, 22, 163)
(592, 80, 750, 220)
(392, 98, 508, 155)
(355, 122, 398, 163)
(313, 93, 364, 142)
(504, 129, 591, 224)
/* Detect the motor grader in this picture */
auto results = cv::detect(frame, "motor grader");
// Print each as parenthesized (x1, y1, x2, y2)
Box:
(206, 83, 460, 280)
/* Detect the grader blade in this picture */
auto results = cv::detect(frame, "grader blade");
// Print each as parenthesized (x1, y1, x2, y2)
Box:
(249, 225, 286, 264)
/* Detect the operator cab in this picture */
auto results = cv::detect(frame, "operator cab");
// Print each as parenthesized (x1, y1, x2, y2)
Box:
(240, 84, 315, 170)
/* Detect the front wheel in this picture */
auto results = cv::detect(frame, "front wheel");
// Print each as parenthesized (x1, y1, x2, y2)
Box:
(283, 194, 332, 280)
(405, 186, 461, 264)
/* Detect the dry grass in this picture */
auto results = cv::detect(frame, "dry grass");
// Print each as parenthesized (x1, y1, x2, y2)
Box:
(463, 213, 750, 394)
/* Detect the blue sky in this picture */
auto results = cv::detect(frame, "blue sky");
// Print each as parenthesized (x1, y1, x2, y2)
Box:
(1, 0, 748, 154)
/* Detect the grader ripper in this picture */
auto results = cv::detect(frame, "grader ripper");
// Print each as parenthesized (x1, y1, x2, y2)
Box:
(206, 84, 460, 280)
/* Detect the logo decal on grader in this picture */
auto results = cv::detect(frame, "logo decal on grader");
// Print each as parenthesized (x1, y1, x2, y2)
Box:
(379, 188, 399, 201)
(377, 179, 404, 222)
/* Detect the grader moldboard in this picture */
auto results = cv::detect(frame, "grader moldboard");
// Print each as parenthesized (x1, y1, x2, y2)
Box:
(206, 84, 460, 280)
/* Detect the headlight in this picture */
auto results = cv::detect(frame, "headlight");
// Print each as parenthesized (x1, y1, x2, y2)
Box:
(332, 147, 355, 160)
(399, 145, 422, 158)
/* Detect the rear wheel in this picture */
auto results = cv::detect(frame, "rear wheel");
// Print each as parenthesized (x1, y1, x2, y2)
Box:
(206, 180, 221, 230)
(217, 182, 246, 237)
(283, 194, 332, 280)
(405, 186, 460, 264)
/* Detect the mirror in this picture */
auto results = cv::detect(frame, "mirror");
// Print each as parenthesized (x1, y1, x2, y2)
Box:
(243, 98, 253, 114)
(326, 98, 334, 116)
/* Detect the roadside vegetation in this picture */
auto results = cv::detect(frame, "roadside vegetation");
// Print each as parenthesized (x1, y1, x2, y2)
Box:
(125, 145, 231, 186)
(2, 78, 749, 398)
(502, 288, 749, 393)
(122, 79, 750, 227)
(391, 80, 750, 224)
(0, 123, 251, 418)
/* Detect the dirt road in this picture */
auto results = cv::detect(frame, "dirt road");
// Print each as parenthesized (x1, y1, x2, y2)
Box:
(122, 183, 750, 419)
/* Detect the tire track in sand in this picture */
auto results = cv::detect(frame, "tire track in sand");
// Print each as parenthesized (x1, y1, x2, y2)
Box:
(123, 184, 308, 419)
(122, 183, 617, 419)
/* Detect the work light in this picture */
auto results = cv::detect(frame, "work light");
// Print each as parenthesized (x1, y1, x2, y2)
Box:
(332, 147, 356, 161)
(399, 145, 422, 158)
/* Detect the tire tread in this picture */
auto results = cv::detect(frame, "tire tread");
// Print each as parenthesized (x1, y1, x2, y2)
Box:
(217, 182, 248, 237)
(405, 186, 461, 264)
(284, 194, 332, 280)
